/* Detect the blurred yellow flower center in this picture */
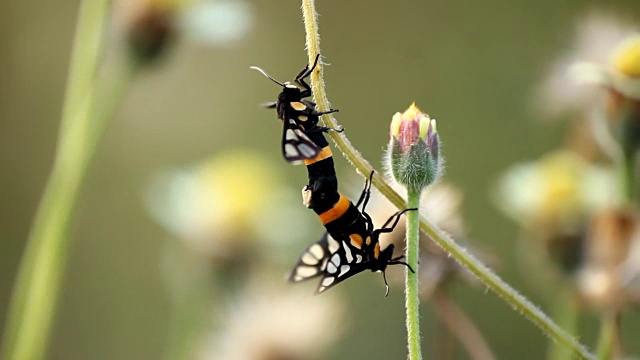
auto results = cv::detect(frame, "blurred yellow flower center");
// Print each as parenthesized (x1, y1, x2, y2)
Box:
(538, 153, 582, 221)
(613, 35, 640, 78)
(197, 151, 277, 227)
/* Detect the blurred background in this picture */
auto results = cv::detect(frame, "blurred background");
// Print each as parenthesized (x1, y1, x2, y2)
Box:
(1, 0, 640, 359)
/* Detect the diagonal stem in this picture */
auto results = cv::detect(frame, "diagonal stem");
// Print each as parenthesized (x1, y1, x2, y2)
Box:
(299, 1, 594, 358)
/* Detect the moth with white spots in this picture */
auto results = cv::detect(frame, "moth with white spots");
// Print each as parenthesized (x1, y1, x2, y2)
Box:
(289, 173, 416, 295)
(251, 54, 343, 163)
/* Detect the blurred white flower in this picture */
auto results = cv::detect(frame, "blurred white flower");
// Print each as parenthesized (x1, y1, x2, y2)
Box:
(113, 0, 254, 51)
(533, 12, 638, 118)
(145, 149, 312, 262)
(495, 150, 620, 231)
(200, 280, 344, 360)
(179, 0, 254, 45)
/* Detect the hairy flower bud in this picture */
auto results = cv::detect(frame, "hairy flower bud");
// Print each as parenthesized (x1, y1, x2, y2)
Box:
(386, 103, 441, 192)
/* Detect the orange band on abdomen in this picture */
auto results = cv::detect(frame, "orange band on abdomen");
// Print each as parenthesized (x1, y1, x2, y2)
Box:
(318, 195, 350, 225)
(304, 146, 333, 165)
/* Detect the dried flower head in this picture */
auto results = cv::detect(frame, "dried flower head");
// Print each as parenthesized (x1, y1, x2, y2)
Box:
(386, 103, 441, 192)
(577, 207, 640, 310)
(113, 0, 183, 61)
(113, 0, 254, 61)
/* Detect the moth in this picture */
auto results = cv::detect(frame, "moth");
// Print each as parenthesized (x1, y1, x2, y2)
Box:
(251, 54, 342, 163)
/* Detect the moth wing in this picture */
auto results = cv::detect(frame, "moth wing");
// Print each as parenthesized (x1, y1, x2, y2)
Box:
(315, 233, 369, 294)
(281, 118, 321, 163)
(288, 233, 331, 283)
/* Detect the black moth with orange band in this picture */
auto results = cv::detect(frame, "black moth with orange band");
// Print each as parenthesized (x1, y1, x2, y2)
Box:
(289, 129, 417, 295)
(251, 55, 343, 163)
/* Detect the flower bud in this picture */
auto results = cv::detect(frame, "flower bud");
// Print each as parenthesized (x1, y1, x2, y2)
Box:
(116, 0, 181, 62)
(386, 103, 441, 192)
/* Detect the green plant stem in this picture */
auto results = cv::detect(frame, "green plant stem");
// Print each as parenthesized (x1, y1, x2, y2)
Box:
(299, 1, 594, 359)
(547, 292, 580, 360)
(0, 4, 140, 359)
(596, 312, 621, 360)
(405, 189, 422, 360)
(621, 147, 637, 204)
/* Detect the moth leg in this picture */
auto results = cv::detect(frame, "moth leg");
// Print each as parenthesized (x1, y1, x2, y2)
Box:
(295, 54, 321, 97)
(310, 108, 339, 116)
(376, 208, 418, 233)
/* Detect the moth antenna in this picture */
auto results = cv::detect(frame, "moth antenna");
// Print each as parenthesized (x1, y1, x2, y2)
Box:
(383, 271, 390, 297)
(250, 66, 285, 87)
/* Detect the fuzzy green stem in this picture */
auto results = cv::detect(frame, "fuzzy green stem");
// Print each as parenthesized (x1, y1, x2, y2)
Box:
(299, 1, 594, 358)
(405, 189, 422, 360)
(0, 3, 140, 359)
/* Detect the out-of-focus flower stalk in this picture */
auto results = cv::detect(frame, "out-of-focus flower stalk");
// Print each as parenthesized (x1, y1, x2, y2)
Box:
(613, 38, 640, 203)
(594, 36, 640, 360)
(0, 2, 138, 360)
(0, 0, 175, 357)
(300, 0, 594, 358)
(596, 312, 622, 360)
(547, 292, 581, 360)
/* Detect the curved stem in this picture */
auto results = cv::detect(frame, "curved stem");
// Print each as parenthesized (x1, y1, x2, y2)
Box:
(405, 190, 422, 360)
(299, 1, 594, 359)
(1, 3, 140, 358)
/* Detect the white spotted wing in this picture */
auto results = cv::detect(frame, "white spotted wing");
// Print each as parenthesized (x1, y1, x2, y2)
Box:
(282, 119, 321, 163)
(289, 232, 369, 294)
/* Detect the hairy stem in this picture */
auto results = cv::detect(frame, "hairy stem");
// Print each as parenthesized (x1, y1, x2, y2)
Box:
(1, 3, 139, 358)
(299, 1, 594, 358)
(405, 190, 422, 360)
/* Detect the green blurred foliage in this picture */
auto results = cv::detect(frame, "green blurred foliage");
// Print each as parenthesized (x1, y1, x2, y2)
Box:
(1, 0, 640, 359)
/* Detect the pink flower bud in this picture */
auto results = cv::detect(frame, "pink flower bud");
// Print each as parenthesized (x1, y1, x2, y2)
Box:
(386, 103, 441, 192)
